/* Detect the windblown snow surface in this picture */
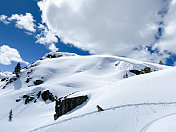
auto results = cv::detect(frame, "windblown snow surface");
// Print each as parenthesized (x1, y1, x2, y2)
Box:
(0, 52, 175, 132)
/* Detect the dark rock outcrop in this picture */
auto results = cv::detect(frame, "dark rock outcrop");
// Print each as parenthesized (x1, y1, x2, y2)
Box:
(2, 76, 18, 89)
(25, 78, 31, 83)
(22, 95, 35, 104)
(34, 80, 43, 86)
(46, 54, 63, 58)
(16, 90, 55, 104)
(130, 67, 151, 75)
(54, 95, 88, 120)
(41, 90, 55, 102)
(129, 70, 143, 75)
(1, 78, 7, 82)
(143, 67, 151, 73)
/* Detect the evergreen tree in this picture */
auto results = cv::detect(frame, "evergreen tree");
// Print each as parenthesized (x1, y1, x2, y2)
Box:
(159, 60, 163, 65)
(123, 73, 128, 78)
(13, 62, 21, 76)
(9, 109, 12, 122)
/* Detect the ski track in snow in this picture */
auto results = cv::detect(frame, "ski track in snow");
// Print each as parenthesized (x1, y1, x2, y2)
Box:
(29, 101, 176, 132)
(139, 113, 176, 132)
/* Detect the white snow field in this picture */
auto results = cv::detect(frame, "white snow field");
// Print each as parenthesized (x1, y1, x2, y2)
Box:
(0, 52, 175, 132)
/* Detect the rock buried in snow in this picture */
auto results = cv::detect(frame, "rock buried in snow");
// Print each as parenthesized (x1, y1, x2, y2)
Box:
(54, 95, 88, 120)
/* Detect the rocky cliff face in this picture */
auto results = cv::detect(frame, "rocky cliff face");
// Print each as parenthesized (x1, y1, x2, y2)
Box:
(54, 95, 88, 120)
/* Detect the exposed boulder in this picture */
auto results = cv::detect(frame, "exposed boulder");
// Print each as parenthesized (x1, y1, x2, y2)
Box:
(41, 90, 55, 102)
(25, 78, 31, 83)
(54, 95, 88, 120)
(143, 66, 151, 73)
(24, 96, 35, 104)
(130, 67, 152, 75)
(16, 99, 21, 102)
(1, 78, 7, 82)
(46, 54, 60, 58)
(34, 80, 43, 86)
(16, 90, 56, 104)
(129, 70, 143, 75)
(42, 52, 77, 60)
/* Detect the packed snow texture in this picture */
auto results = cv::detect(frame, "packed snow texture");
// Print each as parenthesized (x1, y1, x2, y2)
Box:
(0, 52, 174, 132)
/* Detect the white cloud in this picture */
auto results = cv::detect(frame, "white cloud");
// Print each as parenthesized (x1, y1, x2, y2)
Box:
(1, 1, 176, 64)
(0, 13, 36, 32)
(48, 43, 58, 52)
(154, 0, 176, 54)
(127, 48, 169, 64)
(0, 45, 28, 65)
(0, 12, 58, 52)
(0, 15, 9, 24)
(35, 24, 58, 52)
(38, 0, 167, 57)
(8, 13, 36, 32)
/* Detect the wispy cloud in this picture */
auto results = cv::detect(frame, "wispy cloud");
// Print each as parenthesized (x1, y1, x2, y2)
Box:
(0, 13, 59, 52)
(8, 13, 36, 32)
(35, 24, 58, 52)
(154, 1, 176, 54)
(0, 15, 9, 24)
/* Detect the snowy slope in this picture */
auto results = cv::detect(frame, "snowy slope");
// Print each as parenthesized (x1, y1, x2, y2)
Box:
(0, 71, 11, 79)
(0, 52, 172, 132)
(31, 67, 176, 132)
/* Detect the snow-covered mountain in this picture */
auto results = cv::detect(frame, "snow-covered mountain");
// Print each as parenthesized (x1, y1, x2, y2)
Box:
(0, 71, 11, 79)
(0, 52, 174, 132)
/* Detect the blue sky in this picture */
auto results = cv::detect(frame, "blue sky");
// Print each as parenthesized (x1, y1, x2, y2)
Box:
(0, 0, 176, 72)
(0, 0, 90, 72)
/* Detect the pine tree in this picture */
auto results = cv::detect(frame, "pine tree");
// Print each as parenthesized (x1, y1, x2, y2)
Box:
(13, 62, 21, 76)
(123, 73, 128, 78)
(159, 60, 163, 65)
(9, 109, 12, 122)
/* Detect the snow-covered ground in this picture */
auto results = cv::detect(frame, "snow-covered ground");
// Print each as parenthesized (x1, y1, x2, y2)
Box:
(0, 52, 174, 132)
